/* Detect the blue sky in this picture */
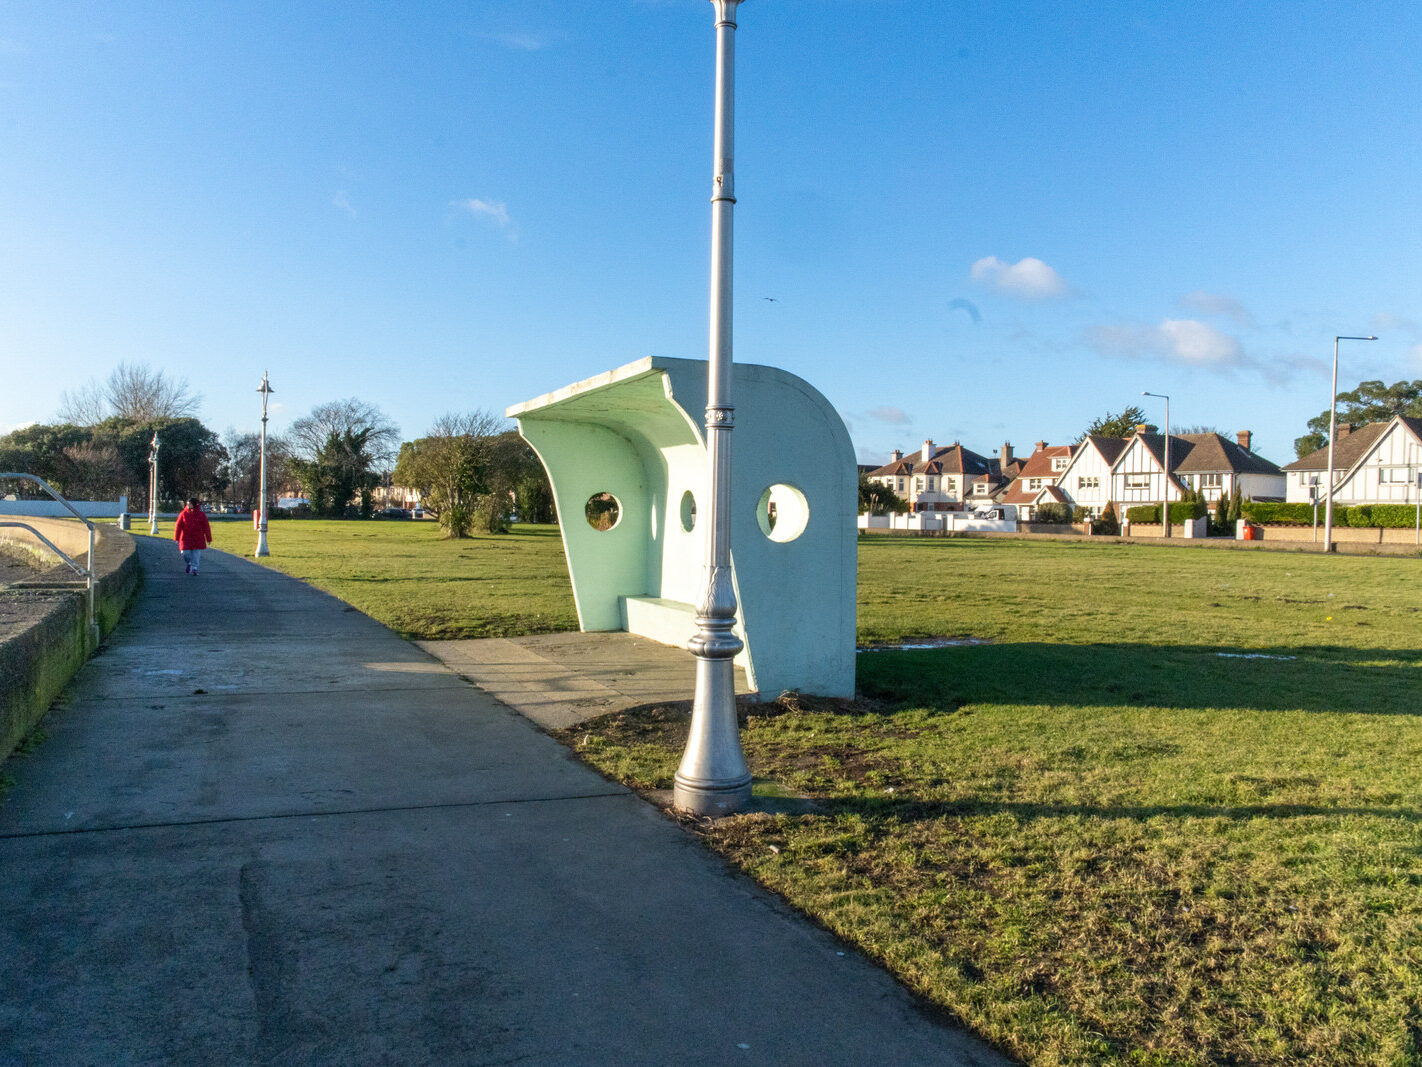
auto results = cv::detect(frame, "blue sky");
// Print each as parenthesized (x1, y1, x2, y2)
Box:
(3, 1, 1419, 467)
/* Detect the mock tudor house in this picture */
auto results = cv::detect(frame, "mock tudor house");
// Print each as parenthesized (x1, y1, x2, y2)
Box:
(999, 442, 1075, 520)
(1055, 427, 1283, 516)
(1284, 417, 1422, 505)
(866, 439, 996, 512)
(1053, 435, 1130, 517)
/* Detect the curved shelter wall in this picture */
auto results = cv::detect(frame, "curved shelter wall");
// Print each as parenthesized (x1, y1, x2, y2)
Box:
(510, 356, 855, 699)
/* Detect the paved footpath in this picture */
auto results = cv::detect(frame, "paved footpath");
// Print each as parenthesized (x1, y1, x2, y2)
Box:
(0, 538, 1006, 1066)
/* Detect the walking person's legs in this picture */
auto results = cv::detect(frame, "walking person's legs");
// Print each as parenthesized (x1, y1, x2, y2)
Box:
(182, 548, 202, 575)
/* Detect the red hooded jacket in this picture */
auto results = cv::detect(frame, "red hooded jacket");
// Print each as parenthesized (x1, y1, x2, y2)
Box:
(174, 505, 213, 551)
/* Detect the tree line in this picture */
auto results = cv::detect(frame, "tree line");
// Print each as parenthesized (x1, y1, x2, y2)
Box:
(0, 363, 553, 537)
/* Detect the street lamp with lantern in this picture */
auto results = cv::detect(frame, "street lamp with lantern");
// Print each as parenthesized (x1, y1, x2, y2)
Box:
(673, 0, 753, 817)
(256, 372, 274, 558)
(147, 432, 160, 536)
(1322, 335, 1378, 553)
(1142, 391, 1171, 538)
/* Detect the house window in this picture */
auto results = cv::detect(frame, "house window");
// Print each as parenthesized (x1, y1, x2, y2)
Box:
(1201, 474, 1222, 488)
(1077, 476, 1100, 491)
(897, 479, 905, 491)
(915, 477, 924, 491)
(926, 476, 936, 491)
(1028, 478, 1043, 490)
(1381, 467, 1411, 483)
(1052, 457, 1069, 471)
(1124, 473, 1150, 489)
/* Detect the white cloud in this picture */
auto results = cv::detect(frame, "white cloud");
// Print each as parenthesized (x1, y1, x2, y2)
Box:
(452, 198, 516, 239)
(866, 406, 911, 426)
(0, 420, 36, 435)
(332, 190, 356, 219)
(1179, 291, 1256, 329)
(970, 256, 1071, 300)
(1086, 318, 1244, 368)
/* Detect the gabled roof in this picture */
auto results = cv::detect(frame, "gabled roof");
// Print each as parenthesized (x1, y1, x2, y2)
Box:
(865, 443, 993, 478)
(1011, 444, 1073, 480)
(1328, 416, 1422, 487)
(1124, 432, 1282, 476)
(1281, 421, 1389, 472)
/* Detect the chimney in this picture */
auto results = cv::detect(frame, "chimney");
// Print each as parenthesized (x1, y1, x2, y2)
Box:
(1236, 430, 1252, 451)
(1034, 440, 1047, 452)
(1336, 423, 1355, 440)
(1000, 441, 1013, 467)
(891, 449, 903, 463)
(921, 439, 934, 463)
(1136, 423, 1158, 435)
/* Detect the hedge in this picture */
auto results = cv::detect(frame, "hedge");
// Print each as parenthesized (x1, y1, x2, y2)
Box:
(1125, 502, 1206, 524)
(1241, 501, 1421, 528)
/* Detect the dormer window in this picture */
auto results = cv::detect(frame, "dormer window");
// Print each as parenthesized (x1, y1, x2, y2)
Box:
(1052, 457, 1069, 471)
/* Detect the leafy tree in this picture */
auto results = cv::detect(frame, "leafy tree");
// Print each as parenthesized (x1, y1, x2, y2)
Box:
(1227, 486, 1243, 523)
(858, 474, 908, 515)
(58, 362, 200, 424)
(484, 431, 553, 530)
(1078, 405, 1147, 442)
(1293, 431, 1327, 459)
(393, 412, 504, 537)
(1214, 490, 1230, 531)
(1034, 501, 1074, 524)
(1297, 378, 1422, 456)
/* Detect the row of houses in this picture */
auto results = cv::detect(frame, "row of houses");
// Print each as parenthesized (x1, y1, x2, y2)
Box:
(864, 416, 1422, 520)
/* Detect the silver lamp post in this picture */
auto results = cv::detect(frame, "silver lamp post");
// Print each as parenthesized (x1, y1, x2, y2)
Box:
(1322, 335, 1378, 553)
(256, 372, 274, 557)
(674, 0, 752, 817)
(1142, 391, 1171, 538)
(147, 432, 160, 536)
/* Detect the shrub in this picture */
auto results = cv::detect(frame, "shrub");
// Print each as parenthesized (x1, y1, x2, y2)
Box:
(1072, 506, 1092, 523)
(1369, 504, 1420, 528)
(1344, 505, 1374, 528)
(1242, 501, 1314, 526)
(1168, 500, 1205, 523)
(1126, 505, 1158, 524)
(1034, 502, 1074, 524)
(1093, 501, 1120, 535)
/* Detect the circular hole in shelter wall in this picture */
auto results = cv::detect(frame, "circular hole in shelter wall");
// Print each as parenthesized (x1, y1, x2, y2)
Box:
(585, 492, 622, 531)
(679, 491, 697, 532)
(756, 483, 809, 542)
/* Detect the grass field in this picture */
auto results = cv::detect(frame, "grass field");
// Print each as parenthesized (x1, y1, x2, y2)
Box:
(186, 521, 1422, 1064)
(203, 517, 578, 638)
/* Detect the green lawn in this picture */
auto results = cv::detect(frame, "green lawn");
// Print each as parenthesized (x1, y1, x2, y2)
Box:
(189, 521, 1422, 1064)
(203, 517, 578, 638)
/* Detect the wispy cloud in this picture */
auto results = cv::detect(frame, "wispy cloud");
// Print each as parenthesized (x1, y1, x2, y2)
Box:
(865, 406, 912, 426)
(479, 31, 546, 51)
(1085, 318, 1244, 368)
(1179, 290, 1257, 330)
(332, 190, 356, 219)
(452, 197, 516, 239)
(970, 256, 1072, 300)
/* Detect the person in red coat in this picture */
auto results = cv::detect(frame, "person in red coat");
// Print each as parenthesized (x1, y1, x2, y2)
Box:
(173, 498, 213, 576)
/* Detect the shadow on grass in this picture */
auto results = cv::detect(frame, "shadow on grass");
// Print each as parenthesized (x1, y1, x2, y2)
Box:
(856, 642, 1422, 717)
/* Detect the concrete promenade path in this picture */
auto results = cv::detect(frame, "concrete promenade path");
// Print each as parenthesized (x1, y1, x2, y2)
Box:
(0, 538, 1006, 1066)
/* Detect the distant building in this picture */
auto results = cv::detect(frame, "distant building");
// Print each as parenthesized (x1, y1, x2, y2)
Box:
(864, 439, 995, 512)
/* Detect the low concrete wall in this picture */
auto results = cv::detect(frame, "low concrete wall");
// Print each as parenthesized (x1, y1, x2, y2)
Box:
(0, 517, 139, 762)
(1251, 524, 1422, 545)
(0, 496, 128, 519)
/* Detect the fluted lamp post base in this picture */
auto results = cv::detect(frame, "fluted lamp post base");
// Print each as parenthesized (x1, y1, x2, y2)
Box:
(674, 621, 752, 815)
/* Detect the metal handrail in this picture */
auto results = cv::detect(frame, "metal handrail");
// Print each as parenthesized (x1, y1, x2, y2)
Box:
(0, 473, 99, 644)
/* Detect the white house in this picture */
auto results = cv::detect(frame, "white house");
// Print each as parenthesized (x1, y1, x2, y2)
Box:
(865, 440, 996, 512)
(1282, 420, 1417, 505)
(999, 442, 1074, 520)
(1053, 436, 1129, 518)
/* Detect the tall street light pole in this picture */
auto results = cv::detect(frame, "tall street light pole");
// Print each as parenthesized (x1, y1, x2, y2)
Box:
(674, 0, 752, 817)
(256, 372, 274, 558)
(1143, 391, 1171, 538)
(147, 432, 160, 536)
(1323, 335, 1378, 553)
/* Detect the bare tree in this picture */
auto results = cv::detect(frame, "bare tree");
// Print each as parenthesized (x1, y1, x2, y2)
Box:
(57, 362, 201, 424)
(288, 398, 401, 467)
